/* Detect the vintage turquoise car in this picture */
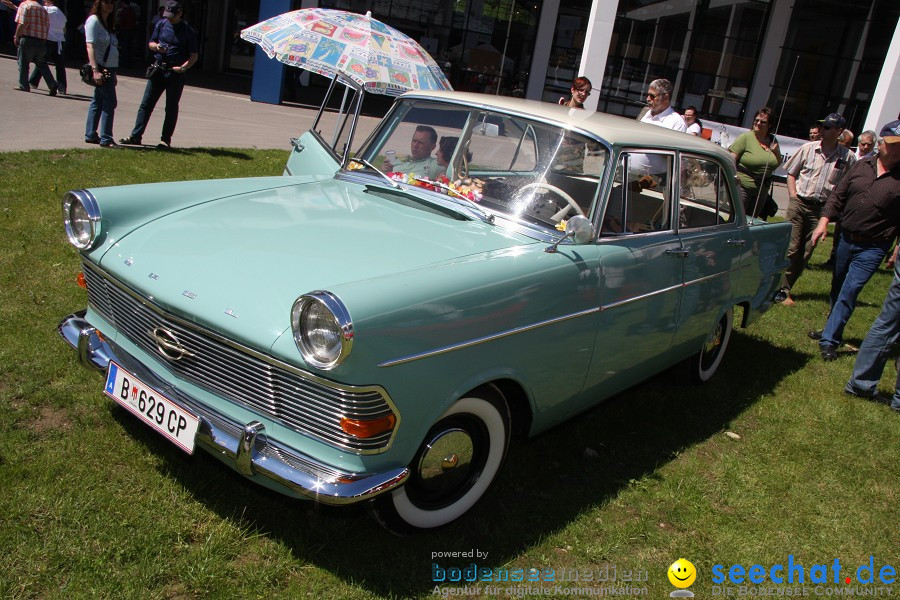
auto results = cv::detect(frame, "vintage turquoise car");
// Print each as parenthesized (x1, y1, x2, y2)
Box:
(59, 79, 790, 533)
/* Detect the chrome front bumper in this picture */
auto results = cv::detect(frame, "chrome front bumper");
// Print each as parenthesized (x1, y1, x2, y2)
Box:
(58, 311, 408, 505)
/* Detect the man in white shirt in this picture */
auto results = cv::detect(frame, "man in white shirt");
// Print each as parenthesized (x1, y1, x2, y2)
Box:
(28, 0, 66, 94)
(856, 130, 877, 159)
(640, 79, 687, 132)
(631, 79, 686, 177)
(382, 125, 442, 179)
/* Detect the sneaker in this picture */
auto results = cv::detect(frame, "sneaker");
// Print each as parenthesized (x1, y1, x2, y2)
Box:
(12, 85, 29, 92)
(807, 330, 823, 341)
(85, 136, 101, 145)
(157, 140, 171, 149)
(119, 136, 142, 145)
(58, 88, 66, 95)
(844, 385, 892, 405)
(48, 86, 58, 97)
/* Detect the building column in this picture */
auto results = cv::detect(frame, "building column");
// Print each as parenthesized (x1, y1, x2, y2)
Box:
(525, 0, 560, 100)
(743, 0, 792, 128)
(250, 0, 292, 105)
(863, 16, 900, 132)
(579, 0, 617, 112)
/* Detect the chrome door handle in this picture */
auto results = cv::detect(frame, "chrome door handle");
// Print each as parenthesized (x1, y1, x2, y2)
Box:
(665, 248, 690, 257)
(726, 239, 746, 247)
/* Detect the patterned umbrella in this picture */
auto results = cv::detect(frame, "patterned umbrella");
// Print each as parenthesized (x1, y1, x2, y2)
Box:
(241, 9, 452, 96)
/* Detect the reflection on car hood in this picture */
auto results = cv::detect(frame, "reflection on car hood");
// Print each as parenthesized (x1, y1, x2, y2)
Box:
(97, 177, 533, 348)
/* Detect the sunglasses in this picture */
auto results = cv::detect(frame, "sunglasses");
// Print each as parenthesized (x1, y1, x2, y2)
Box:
(647, 92, 659, 100)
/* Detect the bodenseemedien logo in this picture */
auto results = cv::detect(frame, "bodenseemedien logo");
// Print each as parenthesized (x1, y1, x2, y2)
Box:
(669, 558, 697, 597)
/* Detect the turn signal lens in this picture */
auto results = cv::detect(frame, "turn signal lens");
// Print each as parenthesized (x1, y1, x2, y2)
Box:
(340, 414, 396, 438)
(76, 272, 87, 288)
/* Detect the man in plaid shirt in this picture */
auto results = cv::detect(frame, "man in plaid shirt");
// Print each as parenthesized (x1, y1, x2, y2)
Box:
(9, 0, 57, 94)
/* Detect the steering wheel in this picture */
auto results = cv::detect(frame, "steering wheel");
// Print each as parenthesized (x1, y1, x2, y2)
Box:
(518, 182, 584, 221)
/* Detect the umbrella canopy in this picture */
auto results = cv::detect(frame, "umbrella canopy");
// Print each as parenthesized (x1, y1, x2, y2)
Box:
(241, 9, 452, 96)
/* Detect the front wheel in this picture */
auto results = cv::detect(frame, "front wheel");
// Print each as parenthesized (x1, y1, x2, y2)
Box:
(369, 388, 510, 535)
(691, 307, 733, 383)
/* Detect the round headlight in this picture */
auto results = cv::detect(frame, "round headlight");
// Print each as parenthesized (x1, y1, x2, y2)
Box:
(62, 190, 102, 250)
(291, 291, 353, 369)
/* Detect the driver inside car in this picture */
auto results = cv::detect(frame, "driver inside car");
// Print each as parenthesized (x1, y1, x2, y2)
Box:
(382, 125, 442, 179)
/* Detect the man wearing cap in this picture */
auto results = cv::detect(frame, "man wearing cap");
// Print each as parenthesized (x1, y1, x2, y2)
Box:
(119, 0, 198, 148)
(775, 113, 856, 306)
(809, 120, 900, 361)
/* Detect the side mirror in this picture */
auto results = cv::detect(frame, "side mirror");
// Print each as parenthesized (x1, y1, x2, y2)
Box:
(545, 215, 593, 253)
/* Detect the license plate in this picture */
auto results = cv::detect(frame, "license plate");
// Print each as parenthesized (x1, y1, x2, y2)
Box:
(104, 362, 200, 454)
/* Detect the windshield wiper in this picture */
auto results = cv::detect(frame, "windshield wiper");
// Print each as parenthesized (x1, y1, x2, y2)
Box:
(347, 158, 399, 188)
(411, 177, 495, 225)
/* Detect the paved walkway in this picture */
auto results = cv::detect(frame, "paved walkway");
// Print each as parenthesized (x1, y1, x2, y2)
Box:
(0, 54, 789, 215)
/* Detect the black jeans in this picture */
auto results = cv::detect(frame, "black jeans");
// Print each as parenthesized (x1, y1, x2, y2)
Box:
(29, 40, 67, 92)
(129, 69, 185, 144)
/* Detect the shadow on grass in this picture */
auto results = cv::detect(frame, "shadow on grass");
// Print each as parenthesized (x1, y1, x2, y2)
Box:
(109, 145, 256, 160)
(110, 331, 807, 597)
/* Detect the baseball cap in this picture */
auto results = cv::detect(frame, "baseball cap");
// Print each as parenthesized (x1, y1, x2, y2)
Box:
(162, 1, 181, 17)
(879, 120, 900, 144)
(819, 113, 846, 128)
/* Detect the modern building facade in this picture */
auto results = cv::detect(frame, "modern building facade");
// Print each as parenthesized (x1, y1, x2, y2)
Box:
(135, 0, 899, 136)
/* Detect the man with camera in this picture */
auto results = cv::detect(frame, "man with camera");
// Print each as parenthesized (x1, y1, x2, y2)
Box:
(119, 0, 197, 149)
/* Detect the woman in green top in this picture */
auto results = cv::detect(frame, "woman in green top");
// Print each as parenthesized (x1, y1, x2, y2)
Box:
(729, 107, 783, 219)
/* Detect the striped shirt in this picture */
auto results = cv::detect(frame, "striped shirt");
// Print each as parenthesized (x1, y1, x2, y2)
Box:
(15, 0, 49, 40)
(784, 140, 856, 203)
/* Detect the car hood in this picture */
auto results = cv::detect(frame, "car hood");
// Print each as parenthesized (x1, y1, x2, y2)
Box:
(97, 177, 535, 348)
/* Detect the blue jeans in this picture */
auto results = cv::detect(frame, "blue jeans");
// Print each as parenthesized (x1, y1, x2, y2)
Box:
(17, 36, 54, 91)
(846, 258, 900, 411)
(129, 70, 185, 144)
(85, 71, 118, 145)
(820, 232, 890, 348)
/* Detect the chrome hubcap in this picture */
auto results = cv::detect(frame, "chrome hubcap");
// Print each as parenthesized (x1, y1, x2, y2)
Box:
(416, 428, 473, 495)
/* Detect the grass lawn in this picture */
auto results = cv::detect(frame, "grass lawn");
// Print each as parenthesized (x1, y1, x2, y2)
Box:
(1, 148, 897, 599)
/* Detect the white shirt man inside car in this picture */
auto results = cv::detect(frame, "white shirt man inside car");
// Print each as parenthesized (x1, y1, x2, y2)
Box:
(383, 125, 442, 179)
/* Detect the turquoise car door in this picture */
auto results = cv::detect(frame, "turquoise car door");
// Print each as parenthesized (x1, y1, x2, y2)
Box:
(581, 150, 684, 400)
(670, 154, 745, 357)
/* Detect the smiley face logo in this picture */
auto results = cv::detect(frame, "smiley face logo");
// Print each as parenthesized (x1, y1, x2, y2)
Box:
(668, 558, 697, 588)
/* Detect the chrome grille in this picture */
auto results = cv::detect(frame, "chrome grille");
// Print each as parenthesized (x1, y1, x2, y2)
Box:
(82, 262, 395, 453)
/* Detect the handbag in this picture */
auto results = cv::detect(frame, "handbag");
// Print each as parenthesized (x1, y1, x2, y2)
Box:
(81, 41, 111, 87)
(145, 62, 163, 79)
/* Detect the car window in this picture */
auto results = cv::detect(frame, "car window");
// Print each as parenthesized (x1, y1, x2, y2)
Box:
(312, 77, 363, 160)
(679, 155, 735, 228)
(601, 150, 674, 236)
(352, 99, 610, 233)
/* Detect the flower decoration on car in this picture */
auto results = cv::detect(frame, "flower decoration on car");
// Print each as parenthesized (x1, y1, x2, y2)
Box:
(385, 173, 484, 202)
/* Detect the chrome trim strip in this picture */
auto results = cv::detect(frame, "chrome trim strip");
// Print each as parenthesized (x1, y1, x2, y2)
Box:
(378, 307, 599, 368)
(600, 283, 683, 312)
(683, 269, 734, 288)
(58, 312, 409, 505)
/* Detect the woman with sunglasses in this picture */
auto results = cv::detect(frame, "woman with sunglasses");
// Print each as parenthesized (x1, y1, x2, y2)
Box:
(729, 107, 783, 219)
(558, 76, 592, 109)
(84, 0, 118, 147)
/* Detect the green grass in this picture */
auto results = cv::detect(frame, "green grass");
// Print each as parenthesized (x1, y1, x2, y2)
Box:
(1, 149, 897, 599)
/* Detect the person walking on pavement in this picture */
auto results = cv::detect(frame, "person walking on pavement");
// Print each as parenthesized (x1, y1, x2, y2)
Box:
(28, 0, 66, 95)
(844, 244, 900, 413)
(776, 113, 856, 305)
(84, 0, 119, 147)
(8, 0, 57, 95)
(809, 120, 900, 361)
(119, 0, 198, 149)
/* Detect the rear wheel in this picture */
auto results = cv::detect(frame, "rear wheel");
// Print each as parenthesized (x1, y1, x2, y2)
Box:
(691, 307, 733, 383)
(369, 388, 510, 535)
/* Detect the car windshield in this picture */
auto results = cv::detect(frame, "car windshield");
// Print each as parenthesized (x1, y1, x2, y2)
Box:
(345, 99, 609, 232)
